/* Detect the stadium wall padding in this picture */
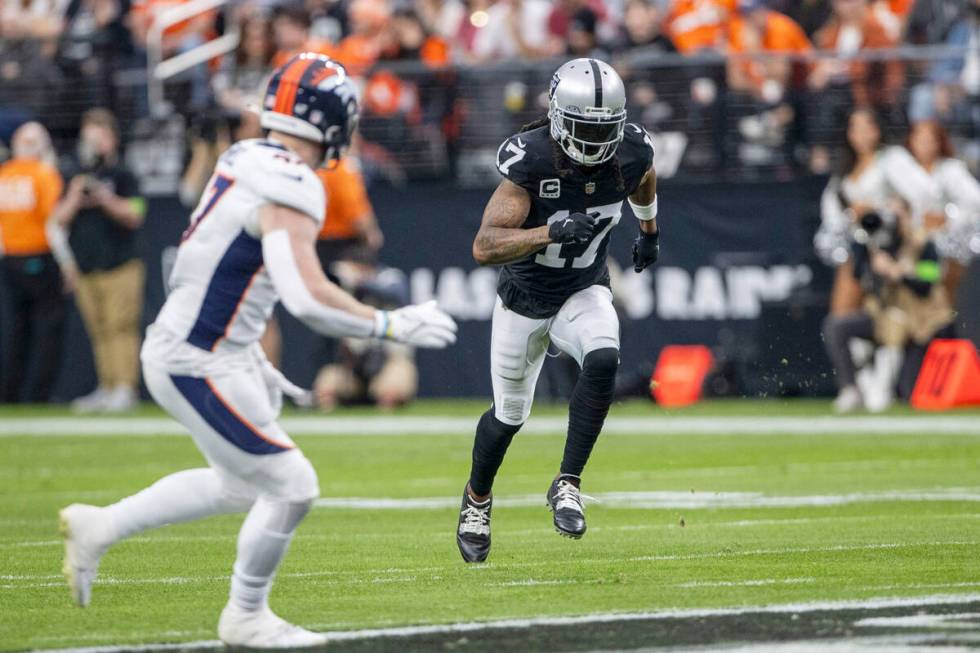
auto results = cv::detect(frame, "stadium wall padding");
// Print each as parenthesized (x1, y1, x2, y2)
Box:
(2, 179, 977, 402)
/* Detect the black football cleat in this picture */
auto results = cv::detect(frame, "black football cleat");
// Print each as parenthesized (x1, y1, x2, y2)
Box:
(547, 475, 587, 538)
(456, 487, 492, 563)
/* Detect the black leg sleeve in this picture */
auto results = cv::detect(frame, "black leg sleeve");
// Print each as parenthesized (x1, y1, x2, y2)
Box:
(560, 347, 619, 477)
(468, 408, 522, 497)
(823, 312, 875, 390)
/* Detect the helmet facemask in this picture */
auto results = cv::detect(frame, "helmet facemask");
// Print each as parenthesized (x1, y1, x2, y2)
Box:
(549, 98, 626, 166)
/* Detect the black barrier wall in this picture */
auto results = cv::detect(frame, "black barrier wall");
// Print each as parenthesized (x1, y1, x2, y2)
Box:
(3, 179, 977, 401)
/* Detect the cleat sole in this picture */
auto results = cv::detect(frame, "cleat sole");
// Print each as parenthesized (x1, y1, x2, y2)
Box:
(548, 501, 587, 540)
(59, 509, 80, 607)
(59, 507, 90, 608)
(554, 527, 585, 539)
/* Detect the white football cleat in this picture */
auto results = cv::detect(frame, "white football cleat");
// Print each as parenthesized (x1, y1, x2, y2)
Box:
(70, 387, 111, 413)
(59, 504, 112, 607)
(832, 385, 863, 414)
(218, 603, 327, 648)
(102, 386, 137, 413)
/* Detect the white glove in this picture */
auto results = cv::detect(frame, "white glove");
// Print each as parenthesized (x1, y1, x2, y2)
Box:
(374, 300, 457, 349)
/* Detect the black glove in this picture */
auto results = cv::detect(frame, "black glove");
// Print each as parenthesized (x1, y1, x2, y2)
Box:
(549, 212, 596, 245)
(632, 230, 660, 272)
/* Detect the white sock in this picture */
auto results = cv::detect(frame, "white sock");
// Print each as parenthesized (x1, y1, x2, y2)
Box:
(229, 497, 312, 612)
(104, 468, 255, 543)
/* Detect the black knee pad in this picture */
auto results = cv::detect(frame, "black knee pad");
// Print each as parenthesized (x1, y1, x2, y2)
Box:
(582, 347, 620, 380)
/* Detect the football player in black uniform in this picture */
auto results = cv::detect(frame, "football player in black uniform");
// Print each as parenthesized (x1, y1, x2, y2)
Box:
(456, 58, 660, 562)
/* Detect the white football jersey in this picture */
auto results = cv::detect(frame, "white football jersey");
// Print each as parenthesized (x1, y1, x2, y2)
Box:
(153, 138, 325, 354)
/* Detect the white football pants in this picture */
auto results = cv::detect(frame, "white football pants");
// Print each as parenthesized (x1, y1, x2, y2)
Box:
(491, 284, 620, 426)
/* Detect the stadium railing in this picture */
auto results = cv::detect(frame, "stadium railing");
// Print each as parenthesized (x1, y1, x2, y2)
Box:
(146, 0, 240, 117)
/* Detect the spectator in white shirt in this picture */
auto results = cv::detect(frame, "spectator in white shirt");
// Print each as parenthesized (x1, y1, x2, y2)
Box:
(470, 0, 554, 61)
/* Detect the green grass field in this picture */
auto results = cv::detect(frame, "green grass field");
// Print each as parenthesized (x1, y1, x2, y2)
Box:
(1, 400, 979, 652)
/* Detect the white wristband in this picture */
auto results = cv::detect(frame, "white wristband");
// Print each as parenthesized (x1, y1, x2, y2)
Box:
(628, 195, 658, 222)
(373, 310, 392, 339)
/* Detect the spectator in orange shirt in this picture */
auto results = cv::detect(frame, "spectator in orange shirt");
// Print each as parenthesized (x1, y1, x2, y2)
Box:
(0, 122, 69, 403)
(811, 0, 903, 107)
(726, 0, 811, 162)
(315, 157, 383, 266)
(665, 0, 737, 53)
(871, 0, 913, 40)
(330, 0, 392, 77)
(808, 0, 903, 172)
(727, 0, 811, 100)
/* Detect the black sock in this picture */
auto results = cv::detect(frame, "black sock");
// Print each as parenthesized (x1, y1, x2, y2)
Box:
(560, 348, 619, 477)
(468, 409, 522, 497)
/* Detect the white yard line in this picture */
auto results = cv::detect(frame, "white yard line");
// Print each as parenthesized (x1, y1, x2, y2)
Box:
(627, 541, 976, 563)
(677, 578, 816, 588)
(854, 612, 980, 629)
(0, 415, 978, 437)
(491, 579, 581, 587)
(314, 488, 980, 511)
(26, 593, 980, 653)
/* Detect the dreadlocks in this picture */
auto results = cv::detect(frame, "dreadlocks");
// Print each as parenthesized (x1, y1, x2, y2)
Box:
(518, 114, 625, 191)
(519, 115, 549, 133)
(520, 115, 572, 180)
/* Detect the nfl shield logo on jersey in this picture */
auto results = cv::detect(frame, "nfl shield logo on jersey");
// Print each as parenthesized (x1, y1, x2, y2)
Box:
(584, 181, 596, 195)
(540, 178, 561, 199)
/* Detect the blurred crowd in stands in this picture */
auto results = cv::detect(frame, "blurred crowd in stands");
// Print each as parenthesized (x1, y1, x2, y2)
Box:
(0, 0, 978, 410)
(0, 0, 978, 176)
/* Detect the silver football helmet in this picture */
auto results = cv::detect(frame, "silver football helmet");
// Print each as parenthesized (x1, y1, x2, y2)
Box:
(549, 58, 627, 166)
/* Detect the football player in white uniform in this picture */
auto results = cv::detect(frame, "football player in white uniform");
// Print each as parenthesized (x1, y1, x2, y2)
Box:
(58, 54, 457, 648)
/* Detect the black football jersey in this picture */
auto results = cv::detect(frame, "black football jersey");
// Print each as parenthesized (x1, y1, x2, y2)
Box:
(494, 123, 655, 318)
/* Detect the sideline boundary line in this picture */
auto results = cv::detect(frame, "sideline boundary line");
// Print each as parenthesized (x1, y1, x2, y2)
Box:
(28, 592, 980, 653)
(1, 415, 979, 437)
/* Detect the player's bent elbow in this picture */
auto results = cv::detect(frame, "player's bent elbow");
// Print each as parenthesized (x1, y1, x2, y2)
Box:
(472, 241, 491, 266)
(279, 292, 316, 326)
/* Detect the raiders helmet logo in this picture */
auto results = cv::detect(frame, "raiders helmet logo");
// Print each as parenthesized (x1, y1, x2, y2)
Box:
(585, 181, 596, 195)
(540, 178, 560, 198)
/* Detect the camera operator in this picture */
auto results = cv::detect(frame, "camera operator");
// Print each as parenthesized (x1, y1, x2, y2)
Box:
(823, 197, 953, 413)
(312, 259, 418, 411)
(50, 108, 146, 413)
